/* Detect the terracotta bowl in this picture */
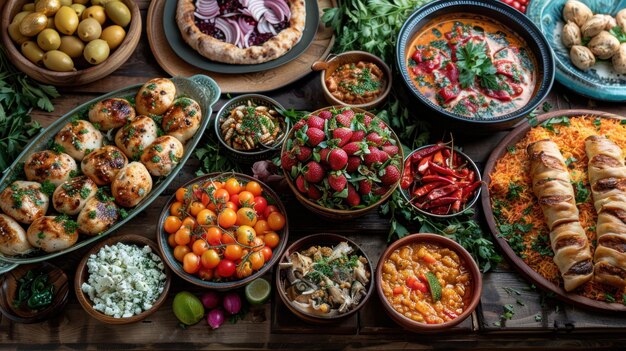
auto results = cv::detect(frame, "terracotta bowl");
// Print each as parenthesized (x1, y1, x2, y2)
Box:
(312, 51, 392, 110)
(156, 173, 289, 291)
(1, 0, 141, 86)
(0, 262, 69, 323)
(275, 233, 374, 324)
(376, 233, 482, 332)
(74, 234, 171, 324)
(281, 106, 404, 220)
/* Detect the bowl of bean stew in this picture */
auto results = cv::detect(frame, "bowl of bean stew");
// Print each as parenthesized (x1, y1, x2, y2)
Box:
(376, 233, 482, 332)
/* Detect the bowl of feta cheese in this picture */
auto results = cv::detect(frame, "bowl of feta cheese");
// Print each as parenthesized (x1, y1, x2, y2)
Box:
(74, 234, 171, 324)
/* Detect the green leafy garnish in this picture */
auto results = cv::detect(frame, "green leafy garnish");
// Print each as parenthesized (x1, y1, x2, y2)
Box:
(610, 26, 626, 43)
(572, 180, 590, 204)
(456, 41, 498, 90)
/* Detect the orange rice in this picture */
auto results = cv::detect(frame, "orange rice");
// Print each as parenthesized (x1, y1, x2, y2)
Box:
(489, 115, 626, 302)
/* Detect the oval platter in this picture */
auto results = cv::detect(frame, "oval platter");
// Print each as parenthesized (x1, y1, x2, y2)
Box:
(527, 0, 626, 101)
(481, 109, 626, 312)
(0, 75, 220, 264)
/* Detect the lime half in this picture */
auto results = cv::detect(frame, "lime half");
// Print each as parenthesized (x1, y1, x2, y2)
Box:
(245, 278, 271, 305)
(172, 291, 205, 325)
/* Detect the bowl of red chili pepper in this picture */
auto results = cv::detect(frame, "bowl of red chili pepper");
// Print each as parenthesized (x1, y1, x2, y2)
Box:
(400, 142, 482, 217)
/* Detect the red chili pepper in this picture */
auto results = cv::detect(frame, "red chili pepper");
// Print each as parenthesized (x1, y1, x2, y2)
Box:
(467, 170, 476, 183)
(430, 205, 451, 215)
(413, 182, 444, 198)
(433, 150, 444, 165)
(461, 181, 482, 201)
(451, 200, 461, 213)
(423, 196, 458, 209)
(417, 156, 431, 174)
(442, 148, 451, 159)
(429, 162, 466, 178)
(401, 158, 413, 189)
(421, 175, 454, 184)
(425, 184, 459, 201)
(411, 143, 447, 162)
(419, 273, 428, 283)
(453, 153, 461, 167)
(406, 276, 428, 293)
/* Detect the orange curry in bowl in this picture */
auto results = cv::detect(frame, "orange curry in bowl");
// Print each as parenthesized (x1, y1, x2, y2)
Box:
(406, 14, 537, 118)
(326, 61, 385, 105)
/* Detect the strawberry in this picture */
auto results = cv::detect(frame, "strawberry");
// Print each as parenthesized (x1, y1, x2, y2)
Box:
(293, 119, 306, 131)
(307, 115, 325, 130)
(346, 156, 360, 172)
(342, 109, 355, 119)
(281, 152, 297, 172)
(366, 132, 384, 146)
(382, 144, 399, 156)
(380, 164, 401, 185)
(363, 146, 380, 167)
(328, 148, 348, 170)
(350, 130, 366, 142)
(358, 179, 372, 195)
(373, 185, 390, 195)
(319, 148, 330, 164)
(308, 185, 323, 200)
(336, 112, 354, 127)
(328, 173, 347, 192)
(342, 141, 362, 156)
(303, 161, 325, 183)
(306, 128, 325, 147)
(378, 148, 390, 163)
(346, 184, 360, 207)
(295, 145, 312, 161)
(333, 127, 353, 147)
(295, 175, 308, 193)
(363, 114, 372, 126)
(319, 110, 332, 120)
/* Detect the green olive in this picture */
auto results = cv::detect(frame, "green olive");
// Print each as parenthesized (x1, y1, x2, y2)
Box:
(91, 0, 111, 6)
(59, 0, 72, 6)
(77, 18, 101, 41)
(100, 25, 125, 50)
(19, 12, 48, 37)
(43, 50, 75, 71)
(81, 5, 106, 25)
(12, 11, 33, 25)
(70, 3, 86, 17)
(37, 28, 61, 51)
(58, 35, 85, 58)
(104, 1, 130, 27)
(21, 41, 45, 65)
(35, 0, 61, 16)
(83, 38, 109, 64)
(9, 22, 29, 45)
(22, 3, 35, 11)
(54, 6, 79, 35)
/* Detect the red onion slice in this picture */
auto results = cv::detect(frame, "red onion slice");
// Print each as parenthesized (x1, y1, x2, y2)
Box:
(238, 16, 255, 32)
(243, 30, 253, 48)
(248, 0, 268, 21)
(264, 1, 284, 23)
(214, 18, 235, 45)
(238, 0, 249, 7)
(257, 17, 271, 34)
(226, 18, 242, 46)
(274, 0, 291, 20)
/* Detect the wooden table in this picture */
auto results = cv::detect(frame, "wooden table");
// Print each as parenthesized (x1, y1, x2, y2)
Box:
(2, 1, 626, 349)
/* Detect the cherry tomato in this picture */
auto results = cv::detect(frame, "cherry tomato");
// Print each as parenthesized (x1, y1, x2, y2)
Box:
(216, 259, 236, 277)
(229, 194, 240, 207)
(224, 178, 242, 195)
(205, 226, 222, 246)
(201, 192, 211, 207)
(236, 225, 256, 246)
(192, 239, 209, 256)
(164, 215, 182, 234)
(198, 267, 214, 280)
(264, 231, 280, 249)
(236, 261, 252, 279)
(249, 251, 265, 270)
(183, 252, 201, 274)
(245, 181, 263, 196)
(167, 233, 177, 247)
(267, 212, 286, 231)
(260, 246, 273, 262)
(193, 185, 204, 200)
(218, 208, 237, 228)
(238, 191, 255, 207)
(213, 188, 230, 204)
(175, 188, 188, 202)
(170, 201, 184, 216)
(224, 244, 243, 261)
(251, 236, 264, 251)
(221, 231, 236, 244)
(224, 201, 238, 212)
(189, 201, 205, 216)
(196, 209, 217, 226)
(236, 207, 257, 227)
(181, 216, 196, 230)
(253, 196, 267, 215)
(201, 249, 220, 269)
(254, 220, 270, 236)
(203, 180, 223, 191)
(173, 245, 191, 262)
(263, 205, 279, 218)
(174, 227, 191, 246)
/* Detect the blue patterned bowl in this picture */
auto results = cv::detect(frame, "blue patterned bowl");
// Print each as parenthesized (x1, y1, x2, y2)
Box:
(527, 0, 626, 101)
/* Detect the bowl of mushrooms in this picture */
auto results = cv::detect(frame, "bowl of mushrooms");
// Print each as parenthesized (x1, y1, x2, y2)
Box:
(214, 94, 289, 163)
(527, 0, 626, 101)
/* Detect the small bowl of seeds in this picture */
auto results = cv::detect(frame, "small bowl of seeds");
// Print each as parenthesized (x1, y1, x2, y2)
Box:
(214, 94, 288, 163)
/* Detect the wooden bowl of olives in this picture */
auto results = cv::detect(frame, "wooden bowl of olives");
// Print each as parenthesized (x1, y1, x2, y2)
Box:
(0, 0, 141, 86)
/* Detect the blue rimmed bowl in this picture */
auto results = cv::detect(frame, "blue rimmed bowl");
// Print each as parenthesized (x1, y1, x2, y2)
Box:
(527, 0, 626, 101)
(396, 0, 555, 130)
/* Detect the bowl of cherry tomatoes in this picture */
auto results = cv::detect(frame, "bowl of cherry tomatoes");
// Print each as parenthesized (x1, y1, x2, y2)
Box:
(156, 172, 289, 290)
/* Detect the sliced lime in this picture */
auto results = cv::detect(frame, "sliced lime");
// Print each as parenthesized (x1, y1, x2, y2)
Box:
(245, 278, 271, 305)
(425, 272, 442, 302)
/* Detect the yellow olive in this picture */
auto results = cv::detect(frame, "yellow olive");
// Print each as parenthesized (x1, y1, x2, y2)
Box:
(43, 50, 75, 71)
(91, 0, 111, 6)
(77, 18, 101, 42)
(83, 38, 109, 64)
(81, 5, 106, 25)
(70, 3, 86, 17)
(73, 0, 90, 4)
(9, 22, 30, 45)
(104, 1, 130, 27)
(37, 28, 61, 51)
(12, 11, 33, 25)
(46, 17, 55, 28)
(58, 35, 85, 58)
(19, 12, 48, 37)
(100, 25, 125, 50)
(35, 0, 61, 16)
(54, 6, 79, 35)
(59, 0, 72, 6)
(21, 41, 45, 65)
(22, 3, 35, 11)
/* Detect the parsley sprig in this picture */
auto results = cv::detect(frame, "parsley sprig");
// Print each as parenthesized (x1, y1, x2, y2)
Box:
(456, 41, 500, 90)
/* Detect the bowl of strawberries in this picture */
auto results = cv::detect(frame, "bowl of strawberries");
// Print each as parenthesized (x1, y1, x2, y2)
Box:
(280, 106, 404, 219)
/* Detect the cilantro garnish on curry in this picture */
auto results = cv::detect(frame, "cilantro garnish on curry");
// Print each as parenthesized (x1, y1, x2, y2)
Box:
(406, 15, 537, 118)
